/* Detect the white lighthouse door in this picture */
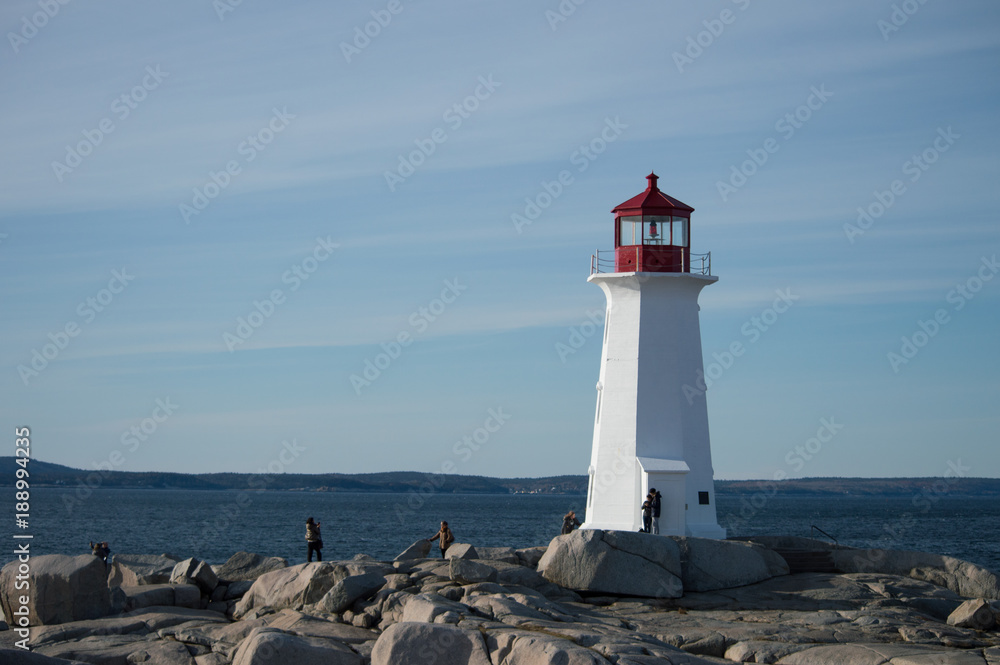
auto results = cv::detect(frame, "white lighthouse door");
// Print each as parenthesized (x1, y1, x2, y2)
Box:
(643, 471, 686, 537)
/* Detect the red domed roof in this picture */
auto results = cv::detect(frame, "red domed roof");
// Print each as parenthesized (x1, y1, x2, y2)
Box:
(612, 172, 694, 216)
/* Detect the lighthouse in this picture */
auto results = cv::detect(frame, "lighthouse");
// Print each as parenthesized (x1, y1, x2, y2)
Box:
(582, 173, 725, 539)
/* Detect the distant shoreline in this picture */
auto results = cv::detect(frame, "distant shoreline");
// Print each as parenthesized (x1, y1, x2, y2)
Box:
(5, 457, 999, 497)
(21, 485, 1000, 499)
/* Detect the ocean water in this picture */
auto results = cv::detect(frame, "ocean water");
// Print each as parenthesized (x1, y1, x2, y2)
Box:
(12, 488, 999, 573)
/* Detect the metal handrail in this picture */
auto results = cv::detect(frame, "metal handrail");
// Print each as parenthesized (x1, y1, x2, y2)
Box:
(690, 252, 711, 276)
(810, 525, 838, 545)
(590, 249, 712, 276)
(590, 250, 616, 275)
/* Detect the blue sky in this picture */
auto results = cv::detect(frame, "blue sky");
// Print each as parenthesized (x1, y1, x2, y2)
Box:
(1, 0, 998, 480)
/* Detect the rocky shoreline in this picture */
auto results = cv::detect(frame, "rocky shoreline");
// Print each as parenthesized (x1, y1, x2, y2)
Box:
(2, 533, 999, 664)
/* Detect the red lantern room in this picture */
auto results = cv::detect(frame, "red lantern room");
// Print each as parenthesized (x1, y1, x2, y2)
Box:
(611, 172, 696, 273)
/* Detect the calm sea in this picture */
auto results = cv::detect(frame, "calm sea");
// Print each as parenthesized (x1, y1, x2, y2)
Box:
(10, 489, 999, 573)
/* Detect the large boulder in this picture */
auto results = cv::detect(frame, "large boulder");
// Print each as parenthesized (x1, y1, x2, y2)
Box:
(399, 593, 471, 623)
(107, 554, 179, 587)
(496, 564, 549, 590)
(487, 630, 612, 664)
(266, 609, 376, 644)
(537, 529, 682, 598)
(450, 558, 498, 585)
(371, 622, 492, 665)
(119, 583, 201, 610)
(0, 555, 111, 625)
(170, 558, 219, 595)
(474, 546, 520, 564)
(516, 546, 548, 569)
(312, 571, 386, 614)
(465, 595, 553, 625)
(947, 598, 996, 630)
(235, 563, 338, 618)
(232, 627, 360, 665)
(669, 537, 789, 592)
(725, 640, 810, 663)
(234, 561, 391, 618)
(831, 548, 1000, 599)
(213, 551, 288, 582)
(38, 638, 197, 665)
(444, 543, 478, 560)
(394, 539, 431, 561)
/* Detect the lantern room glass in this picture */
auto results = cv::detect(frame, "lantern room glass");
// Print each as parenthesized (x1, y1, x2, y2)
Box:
(618, 215, 689, 247)
(619, 216, 641, 246)
(672, 217, 689, 247)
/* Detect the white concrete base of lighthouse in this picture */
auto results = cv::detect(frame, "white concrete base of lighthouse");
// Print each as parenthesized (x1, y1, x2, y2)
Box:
(581, 271, 726, 540)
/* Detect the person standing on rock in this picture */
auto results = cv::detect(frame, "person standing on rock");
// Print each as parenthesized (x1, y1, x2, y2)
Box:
(650, 488, 662, 535)
(561, 510, 581, 535)
(90, 541, 110, 562)
(641, 496, 652, 533)
(305, 517, 323, 562)
(427, 520, 455, 558)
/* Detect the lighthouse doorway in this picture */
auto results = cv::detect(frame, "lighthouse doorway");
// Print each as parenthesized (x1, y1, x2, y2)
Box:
(637, 457, 689, 537)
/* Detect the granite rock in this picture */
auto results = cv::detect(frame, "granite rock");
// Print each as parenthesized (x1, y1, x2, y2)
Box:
(212, 551, 288, 582)
(372, 622, 492, 665)
(538, 529, 682, 598)
(1, 554, 111, 626)
(107, 554, 179, 587)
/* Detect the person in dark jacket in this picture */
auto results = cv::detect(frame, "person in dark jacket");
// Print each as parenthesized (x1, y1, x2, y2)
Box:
(641, 497, 652, 533)
(305, 517, 323, 562)
(561, 510, 581, 535)
(90, 541, 110, 563)
(650, 488, 662, 535)
(427, 521, 455, 558)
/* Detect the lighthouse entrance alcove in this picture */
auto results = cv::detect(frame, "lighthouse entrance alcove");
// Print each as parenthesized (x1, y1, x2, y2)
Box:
(637, 457, 688, 536)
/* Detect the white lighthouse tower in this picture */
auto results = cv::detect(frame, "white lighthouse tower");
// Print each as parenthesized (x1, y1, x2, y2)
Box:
(582, 173, 725, 539)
